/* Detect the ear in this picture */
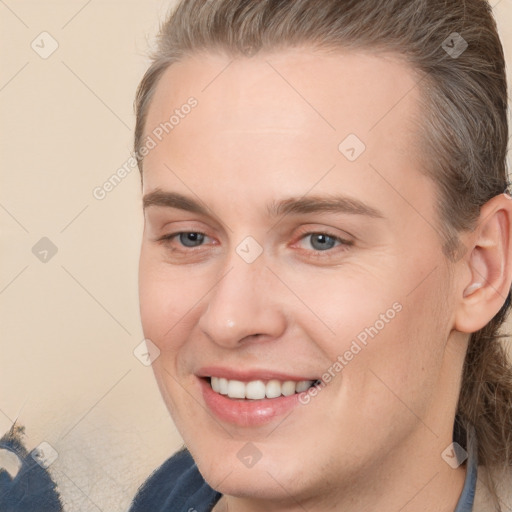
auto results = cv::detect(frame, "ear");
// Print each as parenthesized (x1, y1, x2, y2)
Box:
(454, 192, 512, 333)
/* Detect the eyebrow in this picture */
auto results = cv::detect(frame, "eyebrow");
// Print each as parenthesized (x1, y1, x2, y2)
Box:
(143, 189, 384, 219)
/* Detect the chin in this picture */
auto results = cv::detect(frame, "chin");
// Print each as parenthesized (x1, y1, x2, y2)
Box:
(191, 440, 315, 500)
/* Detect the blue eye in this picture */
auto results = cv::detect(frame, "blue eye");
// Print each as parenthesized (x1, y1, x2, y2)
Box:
(157, 230, 351, 259)
(306, 233, 339, 251)
(177, 232, 205, 247)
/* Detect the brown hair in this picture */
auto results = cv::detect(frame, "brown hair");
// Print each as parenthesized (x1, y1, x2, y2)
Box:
(134, 0, 512, 506)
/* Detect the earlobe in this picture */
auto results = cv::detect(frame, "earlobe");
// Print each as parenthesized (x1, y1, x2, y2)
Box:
(454, 194, 512, 333)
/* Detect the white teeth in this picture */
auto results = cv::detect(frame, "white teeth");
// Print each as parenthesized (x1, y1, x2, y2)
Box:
(281, 381, 296, 396)
(219, 378, 228, 395)
(265, 379, 282, 398)
(227, 380, 246, 399)
(246, 380, 266, 399)
(295, 380, 313, 393)
(211, 376, 220, 392)
(209, 377, 314, 399)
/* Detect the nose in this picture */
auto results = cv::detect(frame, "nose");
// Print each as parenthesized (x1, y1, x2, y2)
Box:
(197, 256, 287, 348)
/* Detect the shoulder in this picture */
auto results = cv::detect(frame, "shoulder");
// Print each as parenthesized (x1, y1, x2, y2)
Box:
(473, 465, 512, 512)
(129, 447, 221, 512)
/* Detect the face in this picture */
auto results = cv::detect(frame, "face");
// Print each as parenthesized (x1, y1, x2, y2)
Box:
(138, 49, 463, 507)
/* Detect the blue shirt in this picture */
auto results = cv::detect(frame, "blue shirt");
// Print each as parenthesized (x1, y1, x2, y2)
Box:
(455, 424, 478, 512)
(129, 427, 478, 512)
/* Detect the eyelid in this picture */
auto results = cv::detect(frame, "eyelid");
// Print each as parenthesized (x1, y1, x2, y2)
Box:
(293, 225, 354, 244)
(152, 218, 216, 244)
(157, 231, 212, 244)
(156, 227, 354, 258)
(284, 226, 354, 262)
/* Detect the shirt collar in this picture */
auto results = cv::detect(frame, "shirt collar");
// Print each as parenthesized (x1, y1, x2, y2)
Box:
(454, 423, 478, 512)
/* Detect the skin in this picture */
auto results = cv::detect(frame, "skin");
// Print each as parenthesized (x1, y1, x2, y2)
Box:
(138, 48, 512, 511)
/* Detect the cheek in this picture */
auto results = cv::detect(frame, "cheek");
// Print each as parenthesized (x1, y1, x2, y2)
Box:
(138, 270, 173, 345)
(343, 270, 453, 415)
(138, 248, 203, 349)
(306, 258, 453, 400)
(281, 265, 403, 358)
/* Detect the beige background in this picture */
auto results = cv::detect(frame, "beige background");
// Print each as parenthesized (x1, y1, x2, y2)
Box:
(1, 1, 511, 511)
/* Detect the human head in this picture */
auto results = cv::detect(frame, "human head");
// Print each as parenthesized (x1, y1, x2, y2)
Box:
(136, 0, 512, 509)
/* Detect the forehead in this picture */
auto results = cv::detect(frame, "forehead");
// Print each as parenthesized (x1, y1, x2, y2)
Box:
(145, 48, 422, 135)
(143, 47, 423, 163)
(142, 48, 432, 225)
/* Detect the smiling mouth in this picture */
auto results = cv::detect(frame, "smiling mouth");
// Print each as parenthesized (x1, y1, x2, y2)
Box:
(206, 377, 320, 400)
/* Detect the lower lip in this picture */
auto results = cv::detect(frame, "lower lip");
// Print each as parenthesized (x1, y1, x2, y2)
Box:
(199, 378, 302, 427)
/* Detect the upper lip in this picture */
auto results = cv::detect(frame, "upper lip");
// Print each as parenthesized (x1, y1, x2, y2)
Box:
(196, 366, 318, 382)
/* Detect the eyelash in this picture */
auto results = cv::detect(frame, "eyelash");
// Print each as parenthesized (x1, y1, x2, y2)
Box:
(294, 228, 353, 257)
(157, 229, 353, 257)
